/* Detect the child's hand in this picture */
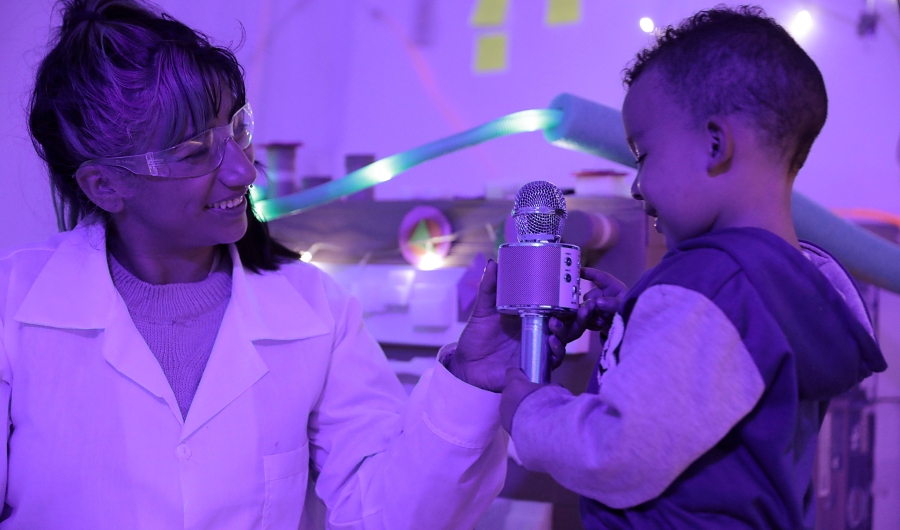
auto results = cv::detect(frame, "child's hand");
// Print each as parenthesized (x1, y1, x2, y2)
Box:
(537, 271, 624, 366)
(500, 367, 544, 434)
(575, 268, 627, 336)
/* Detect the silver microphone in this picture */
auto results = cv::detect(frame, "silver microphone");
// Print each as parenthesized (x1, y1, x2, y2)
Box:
(496, 181, 581, 384)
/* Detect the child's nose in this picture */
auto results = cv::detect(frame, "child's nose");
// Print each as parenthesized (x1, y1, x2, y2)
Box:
(630, 177, 643, 201)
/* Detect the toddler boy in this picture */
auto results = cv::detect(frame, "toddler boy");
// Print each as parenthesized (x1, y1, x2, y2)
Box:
(500, 6, 887, 529)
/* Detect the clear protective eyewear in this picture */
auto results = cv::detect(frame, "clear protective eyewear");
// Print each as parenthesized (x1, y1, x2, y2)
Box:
(80, 103, 254, 178)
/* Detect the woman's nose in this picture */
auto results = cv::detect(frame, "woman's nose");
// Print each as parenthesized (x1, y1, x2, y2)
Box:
(217, 138, 256, 187)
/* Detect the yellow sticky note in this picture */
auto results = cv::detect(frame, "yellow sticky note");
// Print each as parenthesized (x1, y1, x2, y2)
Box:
(546, 0, 581, 26)
(473, 33, 508, 73)
(471, 0, 510, 27)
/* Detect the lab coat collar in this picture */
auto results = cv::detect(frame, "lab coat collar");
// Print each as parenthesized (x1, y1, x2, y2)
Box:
(15, 219, 329, 341)
(226, 243, 331, 342)
(15, 220, 118, 329)
(14, 220, 330, 435)
(14, 220, 186, 421)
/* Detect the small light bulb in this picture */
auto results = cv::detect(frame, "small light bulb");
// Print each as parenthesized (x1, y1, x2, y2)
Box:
(789, 10, 813, 39)
(418, 251, 443, 271)
(300, 251, 313, 263)
(639, 17, 655, 33)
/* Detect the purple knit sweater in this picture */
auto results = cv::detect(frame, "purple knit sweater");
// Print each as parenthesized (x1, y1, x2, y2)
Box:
(109, 253, 232, 419)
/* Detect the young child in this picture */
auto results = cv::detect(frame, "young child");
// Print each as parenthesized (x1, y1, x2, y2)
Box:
(499, 6, 887, 529)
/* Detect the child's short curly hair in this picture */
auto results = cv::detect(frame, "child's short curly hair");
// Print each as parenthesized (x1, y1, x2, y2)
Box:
(624, 5, 827, 175)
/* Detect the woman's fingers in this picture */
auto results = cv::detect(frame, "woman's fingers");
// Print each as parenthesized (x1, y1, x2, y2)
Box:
(548, 334, 566, 369)
(470, 260, 499, 319)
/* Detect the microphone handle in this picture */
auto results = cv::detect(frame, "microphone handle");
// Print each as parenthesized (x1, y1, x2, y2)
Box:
(521, 312, 551, 384)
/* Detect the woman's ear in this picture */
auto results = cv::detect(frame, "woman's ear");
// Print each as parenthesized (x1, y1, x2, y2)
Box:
(74, 166, 130, 213)
(706, 116, 734, 177)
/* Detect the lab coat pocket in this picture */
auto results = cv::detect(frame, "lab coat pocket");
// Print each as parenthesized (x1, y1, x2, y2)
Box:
(262, 442, 310, 530)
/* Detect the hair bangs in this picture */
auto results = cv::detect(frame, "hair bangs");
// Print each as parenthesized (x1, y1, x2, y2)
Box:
(149, 38, 245, 150)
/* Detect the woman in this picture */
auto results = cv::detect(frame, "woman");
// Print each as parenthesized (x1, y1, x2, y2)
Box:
(4, 0, 576, 527)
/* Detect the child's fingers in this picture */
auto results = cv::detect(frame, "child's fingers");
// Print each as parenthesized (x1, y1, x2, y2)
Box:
(575, 300, 603, 332)
(576, 297, 617, 331)
(583, 287, 623, 311)
(580, 268, 627, 298)
(574, 301, 592, 331)
(550, 315, 583, 344)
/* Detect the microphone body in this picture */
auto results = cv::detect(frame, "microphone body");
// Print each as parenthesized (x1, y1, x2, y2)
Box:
(497, 182, 581, 384)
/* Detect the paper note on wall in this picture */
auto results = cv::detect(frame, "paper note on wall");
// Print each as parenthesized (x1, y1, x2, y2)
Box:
(471, 0, 510, 27)
(546, 0, 581, 26)
(473, 33, 508, 73)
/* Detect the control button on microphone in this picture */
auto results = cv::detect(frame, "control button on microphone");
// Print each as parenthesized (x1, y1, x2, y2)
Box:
(565, 256, 572, 266)
(565, 273, 572, 283)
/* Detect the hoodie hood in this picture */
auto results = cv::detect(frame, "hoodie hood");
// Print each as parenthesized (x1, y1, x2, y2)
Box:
(676, 227, 886, 401)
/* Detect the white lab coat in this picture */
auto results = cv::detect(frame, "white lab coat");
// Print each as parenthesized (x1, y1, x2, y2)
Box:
(0, 220, 506, 529)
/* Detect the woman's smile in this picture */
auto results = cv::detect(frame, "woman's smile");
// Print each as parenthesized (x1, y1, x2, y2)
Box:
(205, 194, 246, 212)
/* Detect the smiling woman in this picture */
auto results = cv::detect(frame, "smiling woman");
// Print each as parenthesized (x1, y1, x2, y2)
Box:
(3, 0, 516, 528)
(28, 0, 299, 278)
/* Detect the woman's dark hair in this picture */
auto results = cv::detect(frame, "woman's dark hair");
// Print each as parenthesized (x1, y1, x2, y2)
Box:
(28, 0, 299, 272)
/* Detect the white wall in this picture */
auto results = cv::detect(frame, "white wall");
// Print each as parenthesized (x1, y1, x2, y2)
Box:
(2, 0, 899, 249)
(0, 0, 60, 249)
(337, 0, 900, 205)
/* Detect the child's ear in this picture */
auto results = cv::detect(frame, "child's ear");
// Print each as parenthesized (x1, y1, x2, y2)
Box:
(74, 166, 131, 214)
(705, 116, 734, 177)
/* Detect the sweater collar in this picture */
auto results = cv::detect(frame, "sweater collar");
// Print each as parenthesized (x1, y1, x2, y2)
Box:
(108, 252, 232, 320)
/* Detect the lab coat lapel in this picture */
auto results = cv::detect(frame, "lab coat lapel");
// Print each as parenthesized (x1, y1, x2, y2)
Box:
(103, 298, 185, 424)
(180, 245, 330, 441)
(180, 299, 267, 441)
(14, 221, 184, 423)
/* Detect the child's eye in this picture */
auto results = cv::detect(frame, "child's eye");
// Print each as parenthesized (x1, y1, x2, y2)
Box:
(635, 153, 647, 166)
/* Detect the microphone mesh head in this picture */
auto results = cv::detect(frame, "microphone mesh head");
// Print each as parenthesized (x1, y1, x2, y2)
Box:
(512, 181, 567, 242)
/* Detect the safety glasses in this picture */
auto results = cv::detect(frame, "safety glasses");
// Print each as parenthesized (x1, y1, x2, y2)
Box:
(79, 103, 254, 178)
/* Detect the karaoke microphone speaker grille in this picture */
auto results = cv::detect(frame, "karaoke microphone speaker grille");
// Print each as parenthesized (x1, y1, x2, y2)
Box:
(497, 245, 562, 308)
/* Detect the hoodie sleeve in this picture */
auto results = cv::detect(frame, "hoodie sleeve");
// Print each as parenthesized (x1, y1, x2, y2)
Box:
(508, 283, 765, 508)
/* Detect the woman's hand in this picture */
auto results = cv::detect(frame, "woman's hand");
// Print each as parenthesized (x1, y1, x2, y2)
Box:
(449, 260, 572, 392)
(448, 262, 626, 392)
(498, 268, 627, 432)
